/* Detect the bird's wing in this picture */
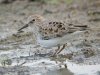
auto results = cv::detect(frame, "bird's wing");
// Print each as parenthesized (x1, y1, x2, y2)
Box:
(67, 24, 88, 33)
(39, 21, 88, 40)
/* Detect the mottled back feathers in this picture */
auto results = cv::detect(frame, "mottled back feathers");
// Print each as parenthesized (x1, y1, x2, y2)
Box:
(38, 21, 88, 40)
(17, 15, 88, 40)
(38, 21, 71, 40)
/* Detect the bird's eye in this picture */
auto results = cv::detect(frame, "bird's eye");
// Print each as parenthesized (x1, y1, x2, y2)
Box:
(32, 19, 35, 21)
(29, 19, 35, 24)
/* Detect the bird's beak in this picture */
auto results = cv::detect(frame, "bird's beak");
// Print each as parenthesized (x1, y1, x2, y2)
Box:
(17, 19, 35, 33)
(18, 24, 29, 33)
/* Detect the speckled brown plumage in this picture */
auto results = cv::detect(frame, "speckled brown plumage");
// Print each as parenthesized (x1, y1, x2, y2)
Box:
(17, 15, 88, 56)
(18, 15, 88, 40)
(38, 21, 88, 40)
(38, 21, 69, 40)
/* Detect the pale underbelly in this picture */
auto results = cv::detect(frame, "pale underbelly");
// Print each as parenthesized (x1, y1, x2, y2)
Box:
(37, 31, 84, 48)
(37, 37, 65, 48)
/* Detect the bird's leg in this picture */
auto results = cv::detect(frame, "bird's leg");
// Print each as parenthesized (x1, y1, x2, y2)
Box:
(52, 45, 60, 56)
(56, 44, 66, 54)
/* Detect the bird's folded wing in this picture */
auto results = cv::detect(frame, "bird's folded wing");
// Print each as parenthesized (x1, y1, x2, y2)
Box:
(39, 22, 88, 40)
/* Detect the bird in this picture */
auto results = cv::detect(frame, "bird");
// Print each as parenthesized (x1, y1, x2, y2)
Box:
(17, 14, 88, 56)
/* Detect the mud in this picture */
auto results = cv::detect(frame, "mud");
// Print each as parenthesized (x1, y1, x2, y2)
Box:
(0, 0, 100, 75)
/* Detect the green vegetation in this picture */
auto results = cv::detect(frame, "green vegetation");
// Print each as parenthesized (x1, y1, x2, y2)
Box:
(29, 0, 74, 4)
(0, 0, 74, 4)
(64, 0, 73, 4)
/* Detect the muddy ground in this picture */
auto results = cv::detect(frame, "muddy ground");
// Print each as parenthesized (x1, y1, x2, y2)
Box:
(0, 0, 100, 75)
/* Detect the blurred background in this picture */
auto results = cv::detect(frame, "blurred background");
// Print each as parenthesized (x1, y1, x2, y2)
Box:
(0, 0, 100, 75)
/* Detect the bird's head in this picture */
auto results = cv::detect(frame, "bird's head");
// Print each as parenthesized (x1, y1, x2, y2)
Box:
(18, 14, 45, 32)
(28, 14, 45, 24)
